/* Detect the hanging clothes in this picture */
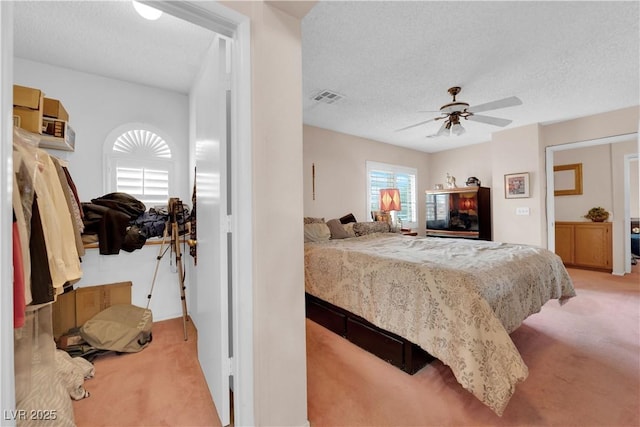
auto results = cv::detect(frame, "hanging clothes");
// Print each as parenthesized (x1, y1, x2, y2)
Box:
(51, 157, 85, 257)
(13, 127, 82, 303)
(28, 195, 55, 304)
(12, 211, 26, 329)
(12, 168, 32, 307)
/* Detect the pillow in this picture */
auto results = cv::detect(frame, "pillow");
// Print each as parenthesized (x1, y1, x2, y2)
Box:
(304, 223, 331, 242)
(353, 221, 390, 236)
(339, 213, 357, 224)
(304, 217, 325, 224)
(326, 218, 350, 239)
(343, 222, 356, 238)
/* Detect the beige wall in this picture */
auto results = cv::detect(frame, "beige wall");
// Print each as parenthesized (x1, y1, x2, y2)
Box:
(491, 124, 545, 245)
(303, 125, 430, 233)
(542, 107, 638, 147)
(632, 159, 640, 218)
(554, 144, 614, 221)
(222, 1, 308, 426)
(427, 142, 493, 190)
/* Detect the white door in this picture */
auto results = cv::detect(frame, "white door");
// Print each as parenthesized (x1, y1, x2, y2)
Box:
(0, 1, 16, 414)
(190, 35, 231, 426)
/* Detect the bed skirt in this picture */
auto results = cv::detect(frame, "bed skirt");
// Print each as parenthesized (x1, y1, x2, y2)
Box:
(305, 293, 434, 374)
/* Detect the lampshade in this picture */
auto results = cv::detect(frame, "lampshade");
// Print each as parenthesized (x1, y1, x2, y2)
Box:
(380, 188, 401, 212)
(459, 196, 476, 211)
(451, 122, 465, 136)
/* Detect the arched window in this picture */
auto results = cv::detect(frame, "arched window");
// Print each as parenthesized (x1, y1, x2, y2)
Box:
(105, 126, 174, 208)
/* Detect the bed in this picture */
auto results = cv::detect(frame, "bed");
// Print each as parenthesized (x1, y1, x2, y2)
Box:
(304, 230, 575, 416)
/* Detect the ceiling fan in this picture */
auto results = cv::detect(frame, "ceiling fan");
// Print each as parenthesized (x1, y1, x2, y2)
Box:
(396, 86, 522, 137)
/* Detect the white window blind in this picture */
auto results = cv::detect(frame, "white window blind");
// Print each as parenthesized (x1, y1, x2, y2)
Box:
(107, 128, 173, 208)
(366, 161, 417, 226)
(116, 166, 169, 207)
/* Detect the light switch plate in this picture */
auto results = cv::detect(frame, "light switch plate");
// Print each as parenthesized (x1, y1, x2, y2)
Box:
(516, 207, 530, 216)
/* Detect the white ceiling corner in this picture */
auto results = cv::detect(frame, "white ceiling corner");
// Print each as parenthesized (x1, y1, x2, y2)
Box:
(13, 0, 216, 94)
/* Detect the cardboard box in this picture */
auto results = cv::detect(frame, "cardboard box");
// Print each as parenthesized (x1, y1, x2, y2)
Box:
(43, 98, 69, 122)
(13, 84, 43, 109)
(13, 106, 43, 134)
(51, 281, 132, 338)
(75, 282, 132, 327)
(52, 291, 77, 339)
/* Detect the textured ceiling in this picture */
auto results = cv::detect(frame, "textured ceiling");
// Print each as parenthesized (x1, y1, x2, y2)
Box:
(13, 1, 640, 154)
(302, 1, 640, 152)
(13, 0, 215, 94)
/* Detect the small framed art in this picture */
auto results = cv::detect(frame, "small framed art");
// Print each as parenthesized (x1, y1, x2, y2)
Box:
(504, 172, 530, 199)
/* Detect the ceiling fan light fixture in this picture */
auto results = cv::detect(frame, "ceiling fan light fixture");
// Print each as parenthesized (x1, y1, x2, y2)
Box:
(132, 1, 163, 20)
(451, 122, 465, 136)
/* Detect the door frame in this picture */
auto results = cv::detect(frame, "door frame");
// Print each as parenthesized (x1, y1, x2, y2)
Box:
(624, 152, 639, 271)
(545, 132, 638, 276)
(0, 0, 16, 415)
(150, 3, 254, 425)
(0, 2, 255, 425)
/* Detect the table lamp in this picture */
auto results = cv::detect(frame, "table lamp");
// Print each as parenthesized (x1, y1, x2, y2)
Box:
(379, 188, 401, 231)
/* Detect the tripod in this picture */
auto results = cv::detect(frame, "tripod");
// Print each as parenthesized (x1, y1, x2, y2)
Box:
(146, 198, 189, 340)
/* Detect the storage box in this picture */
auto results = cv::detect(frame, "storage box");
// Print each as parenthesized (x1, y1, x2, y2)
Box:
(39, 123, 76, 152)
(13, 106, 43, 134)
(13, 84, 43, 109)
(51, 281, 132, 338)
(75, 282, 132, 327)
(43, 97, 69, 122)
(43, 117, 68, 138)
(52, 291, 77, 339)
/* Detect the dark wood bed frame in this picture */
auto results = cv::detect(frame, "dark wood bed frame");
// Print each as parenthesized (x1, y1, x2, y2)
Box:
(305, 293, 434, 374)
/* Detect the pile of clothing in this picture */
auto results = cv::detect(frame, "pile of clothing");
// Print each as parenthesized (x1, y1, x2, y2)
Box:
(82, 193, 190, 255)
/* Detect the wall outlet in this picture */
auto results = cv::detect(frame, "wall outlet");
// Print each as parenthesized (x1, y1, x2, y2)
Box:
(516, 207, 530, 216)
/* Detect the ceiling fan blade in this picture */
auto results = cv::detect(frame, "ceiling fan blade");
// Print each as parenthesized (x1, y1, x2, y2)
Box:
(467, 96, 522, 113)
(435, 121, 450, 136)
(395, 117, 436, 132)
(467, 114, 513, 127)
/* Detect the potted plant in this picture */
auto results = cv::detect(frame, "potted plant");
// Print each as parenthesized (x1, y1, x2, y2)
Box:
(584, 207, 610, 222)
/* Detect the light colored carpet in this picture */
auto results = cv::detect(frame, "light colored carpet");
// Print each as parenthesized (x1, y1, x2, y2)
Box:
(306, 267, 640, 426)
(71, 267, 639, 426)
(72, 317, 221, 427)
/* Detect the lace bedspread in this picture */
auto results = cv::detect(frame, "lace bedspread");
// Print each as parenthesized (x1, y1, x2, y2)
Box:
(304, 233, 575, 415)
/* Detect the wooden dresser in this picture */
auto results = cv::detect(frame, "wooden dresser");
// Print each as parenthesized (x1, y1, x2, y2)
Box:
(555, 221, 612, 272)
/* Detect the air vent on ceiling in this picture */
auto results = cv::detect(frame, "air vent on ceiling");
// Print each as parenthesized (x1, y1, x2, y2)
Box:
(312, 90, 345, 104)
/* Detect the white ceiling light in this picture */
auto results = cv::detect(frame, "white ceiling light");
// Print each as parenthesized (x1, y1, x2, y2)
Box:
(132, 1, 163, 21)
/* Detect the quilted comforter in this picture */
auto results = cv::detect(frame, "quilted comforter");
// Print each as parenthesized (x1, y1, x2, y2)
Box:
(304, 233, 576, 415)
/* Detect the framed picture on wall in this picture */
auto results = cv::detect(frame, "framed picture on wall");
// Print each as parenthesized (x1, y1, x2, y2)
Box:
(504, 172, 530, 199)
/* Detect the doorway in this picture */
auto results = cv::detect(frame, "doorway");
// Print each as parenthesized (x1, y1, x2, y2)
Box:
(545, 132, 639, 275)
(0, 1, 253, 425)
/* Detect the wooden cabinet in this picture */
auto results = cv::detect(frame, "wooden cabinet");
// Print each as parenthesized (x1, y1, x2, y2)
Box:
(555, 222, 612, 271)
(425, 187, 491, 240)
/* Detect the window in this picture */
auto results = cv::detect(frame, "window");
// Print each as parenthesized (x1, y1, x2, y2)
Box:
(366, 161, 417, 227)
(106, 128, 173, 208)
